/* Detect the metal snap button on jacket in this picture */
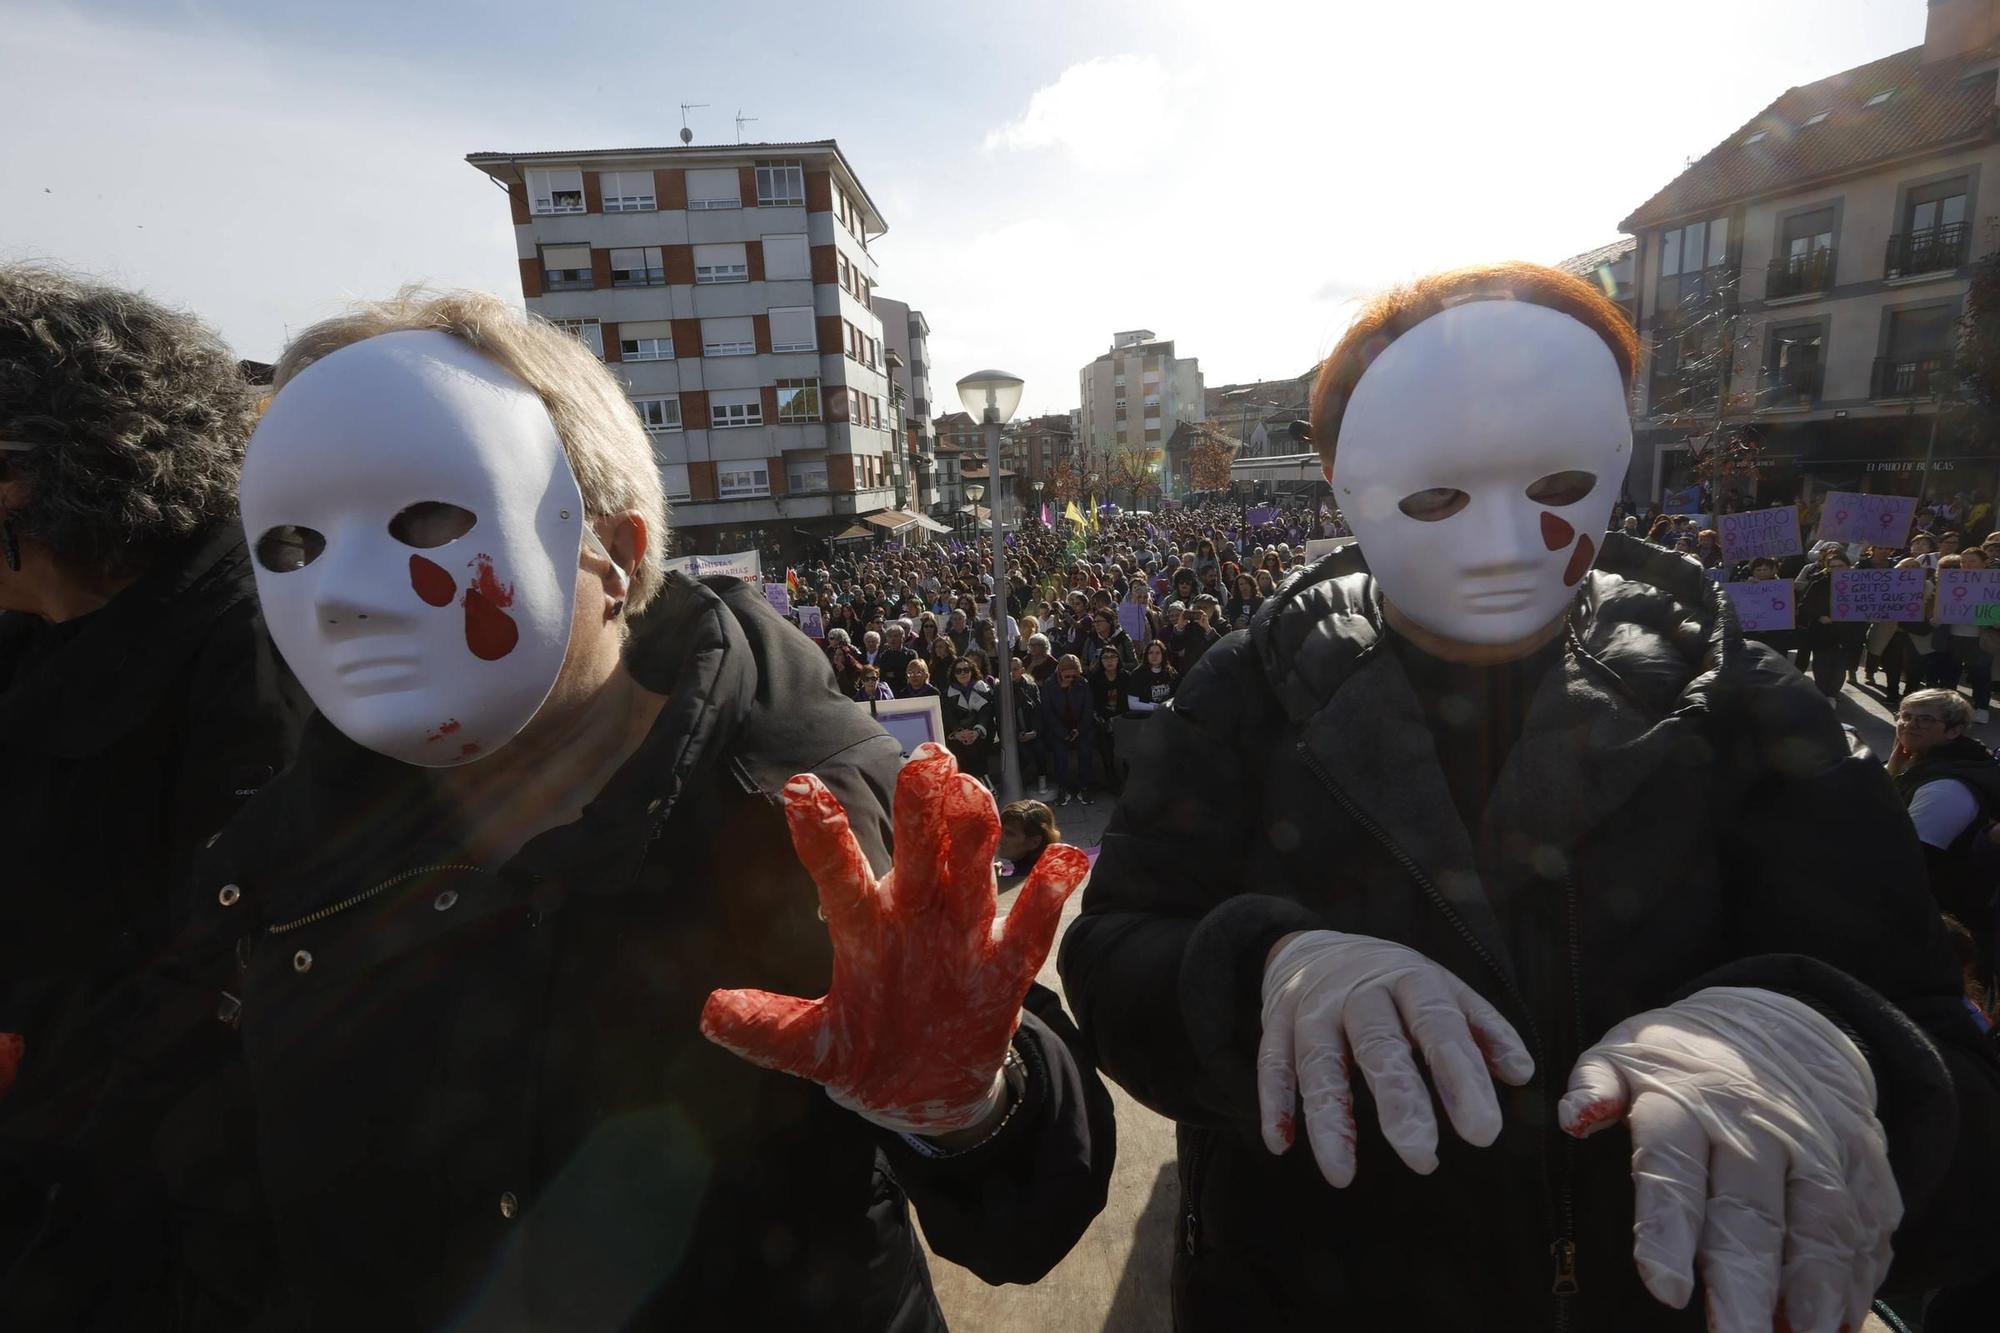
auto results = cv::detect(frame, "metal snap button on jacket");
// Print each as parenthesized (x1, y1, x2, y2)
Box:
(292, 949, 313, 974)
(498, 1191, 519, 1220)
(217, 884, 242, 908)
(433, 890, 459, 913)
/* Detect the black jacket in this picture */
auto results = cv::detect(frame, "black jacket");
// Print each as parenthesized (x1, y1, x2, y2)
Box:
(1060, 532, 2000, 1331)
(1894, 735, 2000, 978)
(0, 522, 310, 1329)
(71, 575, 1113, 1331)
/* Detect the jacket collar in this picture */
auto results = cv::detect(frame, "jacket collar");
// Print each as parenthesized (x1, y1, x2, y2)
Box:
(0, 521, 256, 758)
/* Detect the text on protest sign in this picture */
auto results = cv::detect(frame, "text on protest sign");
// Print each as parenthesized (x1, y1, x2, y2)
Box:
(1831, 568, 1925, 622)
(1934, 567, 2000, 625)
(764, 583, 792, 617)
(796, 604, 825, 639)
(1717, 507, 1802, 562)
(1723, 580, 1795, 634)
(1814, 492, 1917, 547)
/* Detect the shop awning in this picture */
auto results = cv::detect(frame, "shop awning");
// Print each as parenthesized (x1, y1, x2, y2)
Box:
(831, 525, 873, 543)
(955, 504, 993, 522)
(861, 511, 919, 533)
(903, 511, 951, 533)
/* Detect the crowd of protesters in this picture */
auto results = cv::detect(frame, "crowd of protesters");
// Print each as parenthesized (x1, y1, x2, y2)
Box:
(800, 500, 1333, 804)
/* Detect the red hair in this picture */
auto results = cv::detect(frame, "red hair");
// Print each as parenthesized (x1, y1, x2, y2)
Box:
(1308, 261, 1638, 469)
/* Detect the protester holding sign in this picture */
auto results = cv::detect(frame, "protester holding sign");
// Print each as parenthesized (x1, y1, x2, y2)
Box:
(1936, 553, 2000, 724)
(1063, 262, 2000, 1332)
(1716, 505, 1803, 567)
(1735, 557, 1793, 651)
(1798, 551, 1866, 698)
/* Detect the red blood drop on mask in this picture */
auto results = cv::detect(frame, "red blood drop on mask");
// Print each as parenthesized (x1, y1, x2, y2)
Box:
(1540, 511, 1575, 551)
(1563, 533, 1597, 587)
(463, 589, 519, 661)
(410, 555, 455, 607)
(425, 718, 462, 744)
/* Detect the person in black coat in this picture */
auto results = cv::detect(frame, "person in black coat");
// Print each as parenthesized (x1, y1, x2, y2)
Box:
(1039, 654, 1097, 806)
(1798, 550, 1865, 698)
(20, 294, 1115, 1331)
(876, 623, 917, 698)
(940, 656, 998, 782)
(1061, 265, 2000, 1332)
(0, 266, 311, 1330)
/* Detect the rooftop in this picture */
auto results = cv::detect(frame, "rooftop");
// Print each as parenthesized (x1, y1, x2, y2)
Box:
(1556, 237, 1637, 277)
(1621, 44, 2000, 230)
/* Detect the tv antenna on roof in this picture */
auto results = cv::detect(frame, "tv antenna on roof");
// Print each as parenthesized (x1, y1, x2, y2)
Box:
(735, 110, 759, 143)
(679, 102, 709, 145)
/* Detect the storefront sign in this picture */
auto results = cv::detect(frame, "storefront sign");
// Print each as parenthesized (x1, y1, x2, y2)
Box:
(1935, 568, 2000, 625)
(1723, 581, 1795, 633)
(1831, 568, 1925, 622)
(1717, 506, 1802, 562)
(1814, 492, 1917, 547)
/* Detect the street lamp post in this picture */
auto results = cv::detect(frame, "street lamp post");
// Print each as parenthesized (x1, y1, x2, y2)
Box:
(957, 370, 1026, 803)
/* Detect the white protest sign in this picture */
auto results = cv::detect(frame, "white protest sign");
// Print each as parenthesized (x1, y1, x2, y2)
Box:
(1302, 536, 1357, 562)
(1814, 492, 1917, 548)
(1831, 568, 1925, 623)
(764, 582, 792, 617)
(797, 604, 825, 639)
(1723, 580, 1795, 633)
(1717, 507, 1802, 562)
(1934, 567, 2000, 625)
(663, 549, 764, 580)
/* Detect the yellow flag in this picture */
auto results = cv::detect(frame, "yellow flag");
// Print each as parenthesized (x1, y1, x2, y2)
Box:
(1065, 500, 1085, 525)
(1087, 495, 1099, 529)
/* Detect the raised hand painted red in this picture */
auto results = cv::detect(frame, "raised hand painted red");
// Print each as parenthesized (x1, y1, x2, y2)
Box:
(701, 743, 1090, 1131)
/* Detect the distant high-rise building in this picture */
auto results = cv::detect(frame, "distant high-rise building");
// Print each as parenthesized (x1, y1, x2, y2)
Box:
(1078, 329, 1204, 472)
(466, 139, 931, 555)
(875, 296, 938, 514)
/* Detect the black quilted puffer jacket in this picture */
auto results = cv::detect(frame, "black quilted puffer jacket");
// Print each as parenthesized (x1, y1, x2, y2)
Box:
(1062, 531, 2000, 1332)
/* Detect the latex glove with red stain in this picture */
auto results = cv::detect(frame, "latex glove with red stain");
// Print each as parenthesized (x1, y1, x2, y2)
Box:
(701, 743, 1091, 1135)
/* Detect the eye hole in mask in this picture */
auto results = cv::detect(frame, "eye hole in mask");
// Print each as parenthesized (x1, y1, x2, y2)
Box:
(1524, 471, 1598, 506)
(254, 525, 327, 572)
(388, 501, 478, 549)
(1396, 487, 1471, 522)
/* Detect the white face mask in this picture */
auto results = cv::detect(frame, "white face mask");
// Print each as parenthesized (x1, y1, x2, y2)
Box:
(240, 330, 585, 767)
(1331, 300, 1630, 645)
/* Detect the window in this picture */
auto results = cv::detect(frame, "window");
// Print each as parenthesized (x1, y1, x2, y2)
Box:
(1783, 207, 1835, 259)
(600, 170, 655, 212)
(756, 161, 806, 206)
(837, 254, 851, 293)
(1892, 178, 1971, 276)
(609, 246, 665, 287)
(1907, 178, 1969, 236)
(787, 455, 828, 492)
(551, 318, 603, 358)
(1143, 394, 1160, 408)
(701, 316, 756, 356)
(527, 168, 584, 215)
(718, 465, 770, 498)
(619, 320, 673, 361)
(1767, 206, 1837, 299)
(763, 233, 810, 280)
(1865, 89, 1895, 107)
(769, 305, 816, 353)
(710, 392, 763, 428)
(1804, 111, 1829, 126)
(1114, 397, 1127, 409)
(686, 167, 741, 210)
(776, 377, 821, 422)
(1744, 131, 1767, 145)
(694, 243, 749, 284)
(1656, 216, 1730, 308)
(632, 395, 682, 433)
(1875, 304, 1956, 398)
(661, 463, 692, 502)
(541, 243, 594, 291)
(1113, 374, 1126, 387)
(1761, 324, 1823, 406)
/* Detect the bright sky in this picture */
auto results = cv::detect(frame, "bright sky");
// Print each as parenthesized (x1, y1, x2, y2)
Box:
(2, 0, 1925, 417)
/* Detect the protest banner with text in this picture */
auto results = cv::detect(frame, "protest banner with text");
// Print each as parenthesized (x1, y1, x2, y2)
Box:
(1831, 568, 1925, 622)
(1717, 506, 1802, 562)
(1723, 580, 1795, 633)
(1935, 568, 2000, 625)
(1814, 492, 1917, 547)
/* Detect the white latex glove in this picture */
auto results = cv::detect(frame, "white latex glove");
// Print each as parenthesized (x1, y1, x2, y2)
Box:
(1559, 987, 1901, 1333)
(1258, 930, 1535, 1187)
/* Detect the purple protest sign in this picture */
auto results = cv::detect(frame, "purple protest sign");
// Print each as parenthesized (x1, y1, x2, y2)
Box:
(1934, 568, 2000, 625)
(1723, 580, 1795, 633)
(763, 582, 792, 617)
(1830, 567, 1925, 622)
(1813, 491, 1917, 547)
(1717, 506, 1802, 562)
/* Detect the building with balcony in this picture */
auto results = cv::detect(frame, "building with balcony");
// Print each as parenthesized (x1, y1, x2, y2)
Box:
(875, 296, 938, 515)
(467, 139, 930, 558)
(1620, 0, 2000, 509)
(1078, 330, 1205, 472)
(1204, 369, 1318, 462)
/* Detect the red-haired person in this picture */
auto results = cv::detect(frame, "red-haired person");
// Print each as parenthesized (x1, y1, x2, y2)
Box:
(1063, 262, 2000, 1331)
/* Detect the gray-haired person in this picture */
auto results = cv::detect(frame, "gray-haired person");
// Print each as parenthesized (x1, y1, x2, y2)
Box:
(0, 264, 311, 1325)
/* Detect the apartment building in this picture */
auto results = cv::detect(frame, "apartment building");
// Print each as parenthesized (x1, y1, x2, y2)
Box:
(1621, 0, 2000, 508)
(875, 296, 938, 514)
(1204, 368, 1317, 461)
(466, 140, 922, 555)
(1555, 238, 1639, 328)
(1078, 330, 1205, 470)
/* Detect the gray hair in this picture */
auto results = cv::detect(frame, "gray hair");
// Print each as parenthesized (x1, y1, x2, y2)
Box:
(1901, 687, 1972, 730)
(0, 264, 255, 574)
(826, 627, 850, 645)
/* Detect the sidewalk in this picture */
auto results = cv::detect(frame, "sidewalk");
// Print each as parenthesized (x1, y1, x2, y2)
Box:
(925, 672, 1919, 1332)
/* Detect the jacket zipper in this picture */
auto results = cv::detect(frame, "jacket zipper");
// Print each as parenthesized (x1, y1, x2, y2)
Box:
(1182, 1130, 1207, 1257)
(1296, 743, 1576, 1325)
(266, 863, 483, 936)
